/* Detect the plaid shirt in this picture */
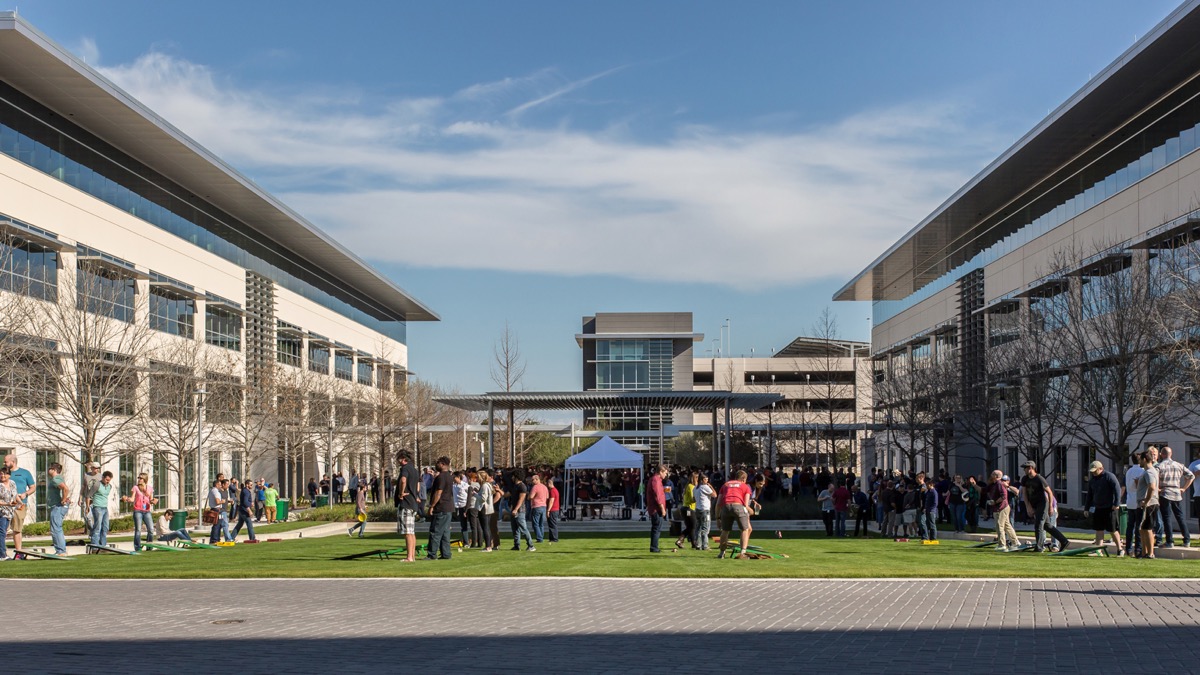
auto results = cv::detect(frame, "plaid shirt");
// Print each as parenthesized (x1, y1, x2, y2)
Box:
(1155, 459, 1190, 501)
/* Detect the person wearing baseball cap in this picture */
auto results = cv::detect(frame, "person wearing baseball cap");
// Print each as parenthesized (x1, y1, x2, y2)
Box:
(1085, 459, 1124, 555)
(1021, 461, 1067, 552)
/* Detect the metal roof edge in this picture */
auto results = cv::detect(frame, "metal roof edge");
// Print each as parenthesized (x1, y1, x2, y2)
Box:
(835, 0, 1200, 303)
(0, 12, 438, 322)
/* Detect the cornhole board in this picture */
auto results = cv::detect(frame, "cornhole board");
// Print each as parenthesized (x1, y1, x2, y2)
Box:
(1006, 544, 1035, 553)
(729, 544, 788, 559)
(177, 540, 220, 550)
(921, 540, 940, 545)
(141, 543, 185, 553)
(970, 540, 998, 548)
(335, 547, 410, 561)
(86, 544, 134, 555)
(13, 549, 71, 561)
(1049, 545, 1108, 557)
(215, 542, 236, 547)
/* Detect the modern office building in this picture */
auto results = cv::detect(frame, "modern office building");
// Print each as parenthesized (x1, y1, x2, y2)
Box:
(692, 336, 871, 469)
(0, 14, 437, 519)
(577, 313, 702, 451)
(837, 1, 1200, 508)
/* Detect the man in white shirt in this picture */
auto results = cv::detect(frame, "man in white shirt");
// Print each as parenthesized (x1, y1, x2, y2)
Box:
(1124, 460, 1145, 557)
(207, 479, 231, 544)
(692, 474, 716, 551)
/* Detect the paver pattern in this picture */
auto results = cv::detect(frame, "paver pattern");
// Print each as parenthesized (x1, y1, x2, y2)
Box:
(9, 578, 1199, 673)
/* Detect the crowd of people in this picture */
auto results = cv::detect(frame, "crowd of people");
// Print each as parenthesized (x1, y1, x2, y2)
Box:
(3, 444, 1199, 562)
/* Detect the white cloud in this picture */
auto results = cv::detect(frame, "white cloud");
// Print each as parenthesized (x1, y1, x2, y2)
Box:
(96, 52, 999, 290)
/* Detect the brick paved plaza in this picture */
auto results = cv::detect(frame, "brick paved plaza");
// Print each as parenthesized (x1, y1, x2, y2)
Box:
(9, 578, 1200, 673)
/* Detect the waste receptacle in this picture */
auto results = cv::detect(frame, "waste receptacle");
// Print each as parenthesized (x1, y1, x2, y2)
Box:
(276, 499, 290, 521)
(315, 495, 328, 508)
(1118, 504, 1128, 536)
(169, 510, 188, 531)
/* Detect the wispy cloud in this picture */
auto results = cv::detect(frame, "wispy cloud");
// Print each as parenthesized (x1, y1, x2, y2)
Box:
(96, 52, 1000, 290)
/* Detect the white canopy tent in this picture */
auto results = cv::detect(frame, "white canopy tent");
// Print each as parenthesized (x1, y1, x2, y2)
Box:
(563, 436, 645, 509)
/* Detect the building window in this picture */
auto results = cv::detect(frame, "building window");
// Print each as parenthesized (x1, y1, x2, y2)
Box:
(1053, 446, 1068, 505)
(76, 261, 136, 323)
(1029, 289, 1069, 332)
(153, 455, 169, 506)
(183, 453, 196, 507)
(0, 335, 58, 409)
(231, 450, 244, 481)
(208, 452, 222, 484)
(150, 288, 195, 337)
(118, 452, 135, 514)
(0, 234, 58, 302)
(148, 361, 194, 420)
(78, 350, 138, 416)
(35, 449, 59, 522)
(335, 397, 354, 426)
(205, 306, 242, 351)
(1080, 259, 1131, 321)
(987, 304, 1020, 348)
(308, 394, 331, 427)
(206, 371, 242, 425)
(308, 344, 330, 375)
(357, 361, 373, 386)
(334, 351, 353, 381)
(277, 335, 302, 368)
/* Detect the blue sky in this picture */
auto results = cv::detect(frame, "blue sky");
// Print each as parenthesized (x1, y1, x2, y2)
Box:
(14, 0, 1183, 400)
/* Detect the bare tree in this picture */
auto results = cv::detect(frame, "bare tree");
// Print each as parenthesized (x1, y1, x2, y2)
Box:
(1048, 245, 1187, 467)
(0, 260, 155, 467)
(490, 322, 527, 465)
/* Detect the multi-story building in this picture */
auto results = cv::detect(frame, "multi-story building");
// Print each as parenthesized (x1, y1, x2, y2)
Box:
(692, 336, 871, 470)
(577, 313, 702, 451)
(0, 14, 437, 519)
(837, 1, 1200, 509)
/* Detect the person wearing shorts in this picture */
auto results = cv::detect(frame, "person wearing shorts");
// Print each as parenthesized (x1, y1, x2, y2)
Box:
(394, 451, 422, 562)
(716, 470, 753, 559)
(1136, 450, 1161, 559)
(1085, 460, 1123, 555)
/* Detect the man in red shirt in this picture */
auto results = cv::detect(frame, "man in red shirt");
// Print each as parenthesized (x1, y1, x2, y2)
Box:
(717, 470, 753, 559)
(647, 464, 668, 553)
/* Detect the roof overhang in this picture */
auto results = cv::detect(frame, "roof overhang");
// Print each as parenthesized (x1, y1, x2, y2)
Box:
(434, 391, 784, 412)
(836, 0, 1200, 304)
(0, 13, 437, 322)
(575, 332, 705, 347)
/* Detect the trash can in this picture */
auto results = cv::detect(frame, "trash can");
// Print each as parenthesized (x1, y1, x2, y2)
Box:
(276, 499, 290, 521)
(169, 510, 188, 531)
(1118, 504, 1127, 535)
(315, 495, 328, 508)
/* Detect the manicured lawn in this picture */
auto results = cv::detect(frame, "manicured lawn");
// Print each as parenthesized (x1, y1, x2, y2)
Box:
(2, 531, 1199, 579)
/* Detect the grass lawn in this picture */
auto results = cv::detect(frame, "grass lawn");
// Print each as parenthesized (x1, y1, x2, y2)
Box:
(2, 531, 1199, 580)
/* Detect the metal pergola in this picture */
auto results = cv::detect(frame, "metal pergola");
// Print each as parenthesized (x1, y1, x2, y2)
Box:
(433, 390, 783, 472)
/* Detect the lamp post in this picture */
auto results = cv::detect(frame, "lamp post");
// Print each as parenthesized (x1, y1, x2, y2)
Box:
(993, 382, 1009, 474)
(192, 387, 206, 529)
(769, 373, 776, 468)
(327, 412, 335, 511)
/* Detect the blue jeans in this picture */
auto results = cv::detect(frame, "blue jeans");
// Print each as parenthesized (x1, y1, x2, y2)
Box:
(531, 506, 547, 542)
(90, 506, 110, 547)
(209, 511, 231, 544)
(834, 511, 847, 536)
(427, 511, 453, 559)
(159, 529, 192, 543)
(951, 504, 967, 532)
(511, 508, 533, 549)
(694, 510, 711, 549)
(649, 510, 664, 551)
(132, 510, 154, 550)
(919, 511, 937, 541)
(1161, 499, 1190, 545)
(231, 510, 256, 541)
(49, 504, 69, 554)
(0, 515, 8, 558)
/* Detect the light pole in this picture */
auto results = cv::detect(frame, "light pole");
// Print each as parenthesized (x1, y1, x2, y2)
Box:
(768, 373, 776, 469)
(327, 412, 335, 511)
(192, 387, 206, 529)
(994, 382, 1009, 474)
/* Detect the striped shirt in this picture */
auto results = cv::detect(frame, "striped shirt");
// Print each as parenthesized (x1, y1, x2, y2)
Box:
(1156, 459, 1189, 501)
